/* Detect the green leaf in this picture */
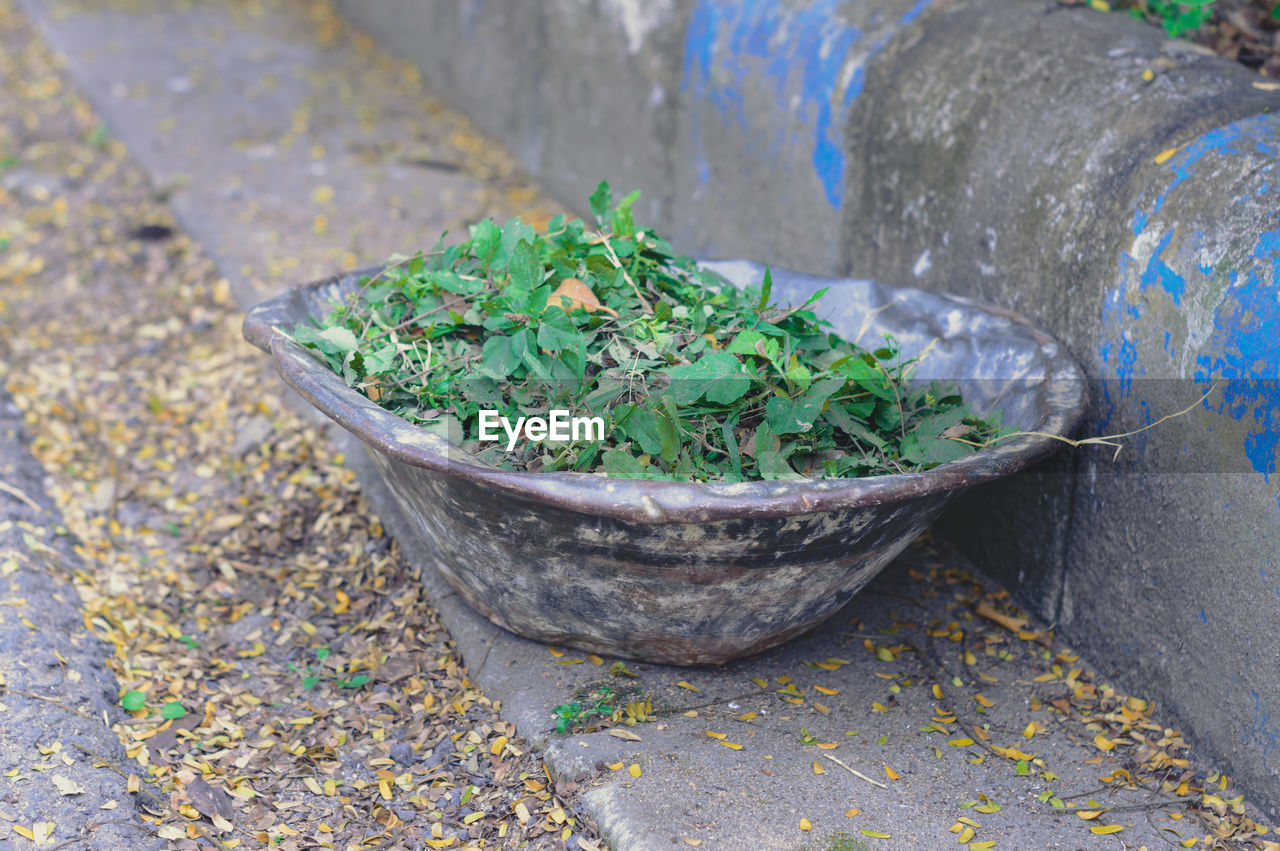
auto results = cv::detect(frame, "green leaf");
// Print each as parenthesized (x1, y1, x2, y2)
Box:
(823, 405, 886, 450)
(362, 343, 397, 374)
(618, 405, 665, 456)
(725, 329, 767, 356)
(536, 306, 580, 353)
(339, 674, 371, 689)
(753, 421, 802, 480)
(479, 335, 519, 379)
(303, 675, 320, 689)
(900, 408, 972, 466)
(589, 180, 613, 227)
(160, 701, 187, 720)
(509, 238, 542, 292)
(835, 356, 896, 401)
(757, 264, 773, 312)
(765, 377, 844, 434)
(294, 324, 359, 356)
(612, 189, 641, 238)
(721, 414, 743, 479)
(665, 351, 750, 405)
(498, 217, 536, 267)
(432, 270, 485, 295)
(602, 448, 645, 479)
(470, 218, 502, 266)
(121, 691, 146, 712)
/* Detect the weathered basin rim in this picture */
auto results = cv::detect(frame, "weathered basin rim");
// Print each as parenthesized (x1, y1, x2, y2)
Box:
(244, 264, 1088, 524)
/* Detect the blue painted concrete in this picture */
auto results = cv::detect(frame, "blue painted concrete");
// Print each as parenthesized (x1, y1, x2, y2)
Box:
(1101, 114, 1280, 485)
(681, 0, 932, 206)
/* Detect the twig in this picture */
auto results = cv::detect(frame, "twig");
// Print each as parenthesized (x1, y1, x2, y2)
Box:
(0, 686, 99, 721)
(949, 384, 1216, 461)
(0, 479, 41, 512)
(1050, 795, 1200, 814)
(658, 690, 761, 715)
(1057, 785, 1117, 802)
(595, 230, 653, 314)
(819, 752, 889, 789)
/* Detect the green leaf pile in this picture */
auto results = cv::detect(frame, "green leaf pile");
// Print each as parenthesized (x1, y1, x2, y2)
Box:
(291, 182, 1007, 482)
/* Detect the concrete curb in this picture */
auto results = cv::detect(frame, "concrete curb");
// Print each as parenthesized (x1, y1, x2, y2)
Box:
(335, 0, 1280, 815)
(0, 390, 165, 849)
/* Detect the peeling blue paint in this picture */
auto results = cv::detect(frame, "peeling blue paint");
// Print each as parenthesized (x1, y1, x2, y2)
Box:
(1139, 228, 1185, 305)
(1102, 115, 1280, 486)
(1196, 223, 1280, 482)
(1131, 114, 1279, 236)
(681, 0, 933, 206)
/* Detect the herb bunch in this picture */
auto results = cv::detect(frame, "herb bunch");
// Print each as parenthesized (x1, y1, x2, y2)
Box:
(290, 182, 1006, 482)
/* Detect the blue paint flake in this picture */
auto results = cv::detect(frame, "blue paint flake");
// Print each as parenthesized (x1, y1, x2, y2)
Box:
(1138, 228, 1186, 305)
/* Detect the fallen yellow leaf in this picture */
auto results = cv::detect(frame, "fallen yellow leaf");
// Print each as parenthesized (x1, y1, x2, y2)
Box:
(676, 681, 700, 692)
(813, 761, 824, 775)
(1094, 734, 1116, 752)
(1090, 824, 1124, 835)
(1154, 147, 1179, 165)
(958, 826, 975, 843)
(550, 277, 619, 317)
(883, 765, 899, 780)
(799, 818, 812, 831)
(628, 763, 642, 778)
(974, 600, 1027, 632)
(1078, 810, 1105, 820)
